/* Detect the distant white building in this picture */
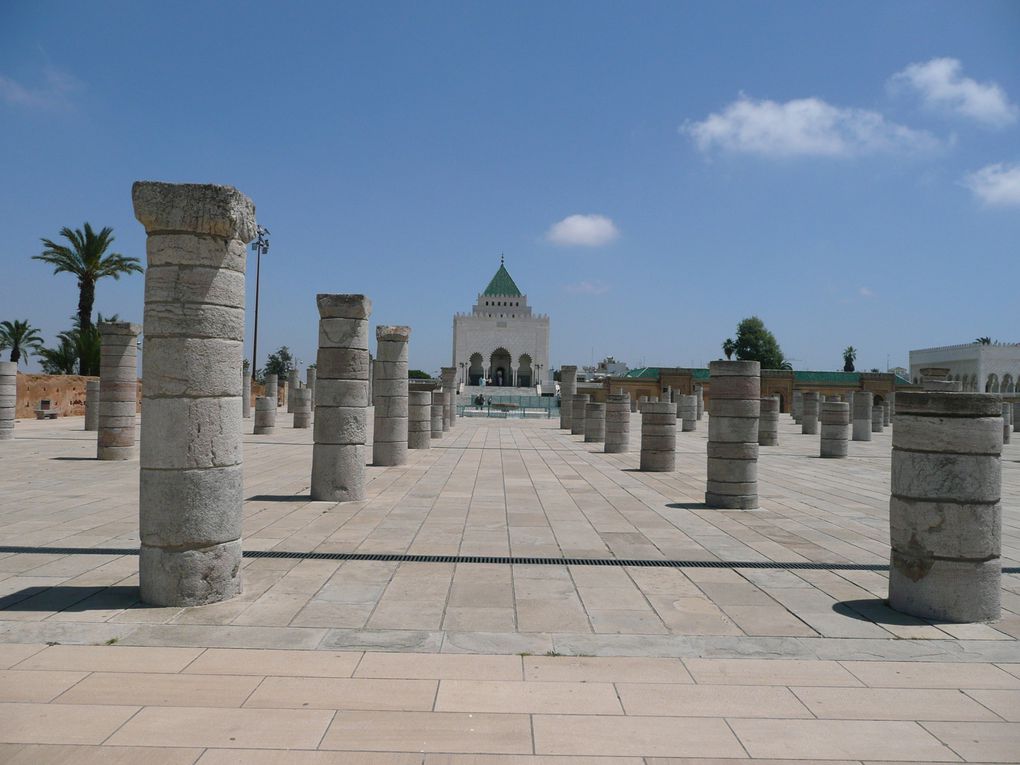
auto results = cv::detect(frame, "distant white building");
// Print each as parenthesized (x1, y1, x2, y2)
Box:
(909, 342, 1020, 392)
(452, 259, 550, 388)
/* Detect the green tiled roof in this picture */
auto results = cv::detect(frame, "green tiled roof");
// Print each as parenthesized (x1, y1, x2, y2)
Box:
(482, 263, 522, 297)
(792, 371, 860, 383)
(624, 367, 660, 379)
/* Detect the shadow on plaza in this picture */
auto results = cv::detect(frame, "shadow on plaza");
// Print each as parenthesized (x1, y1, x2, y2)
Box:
(666, 502, 710, 511)
(247, 494, 312, 502)
(51, 456, 98, 461)
(0, 585, 144, 613)
(835, 598, 934, 626)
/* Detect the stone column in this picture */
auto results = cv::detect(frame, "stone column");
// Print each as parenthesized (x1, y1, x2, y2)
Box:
(923, 378, 962, 392)
(678, 394, 697, 432)
(306, 367, 316, 411)
(638, 395, 648, 412)
(133, 180, 254, 606)
(883, 400, 891, 426)
(583, 401, 605, 443)
(605, 393, 630, 453)
(97, 321, 140, 460)
(852, 391, 873, 442)
(408, 390, 431, 449)
(311, 294, 371, 502)
(820, 400, 850, 458)
(241, 366, 251, 419)
(373, 326, 410, 467)
(84, 379, 100, 431)
(1013, 401, 1019, 433)
(293, 388, 312, 428)
(695, 385, 704, 420)
(872, 401, 885, 433)
(758, 396, 779, 446)
(1004, 402, 1013, 445)
(801, 392, 819, 435)
(430, 391, 444, 439)
(640, 401, 676, 471)
(570, 394, 590, 436)
(792, 390, 803, 423)
(287, 370, 299, 413)
(629, 396, 637, 413)
(440, 367, 457, 430)
(0, 361, 15, 441)
(559, 365, 577, 429)
(264, 374, 278, 406)
(253, 396, 276, 434)
(279, 380, 288, 410)
(889, 392, 896, 420)
(706, 360, 760, 509)
(889, 391, 1002, 623)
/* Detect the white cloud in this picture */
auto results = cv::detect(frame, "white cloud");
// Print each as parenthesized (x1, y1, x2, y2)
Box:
(859, 286, 876, 299)
(962, 162, 1020, 207)
(890, 58, 1017, 127)
(546, 214, 619, 247)
(0, 66, 80, 109)
(683, 94, 939, 158)
(565, 280, 610, 295)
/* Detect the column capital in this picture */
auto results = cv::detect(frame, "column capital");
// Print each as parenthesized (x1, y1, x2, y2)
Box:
(132, 181, 257, 242)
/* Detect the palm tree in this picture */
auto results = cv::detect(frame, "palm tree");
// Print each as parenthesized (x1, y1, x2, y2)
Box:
(38, 334, 77, 375)
(0, 319, 44, 364)
(33, 223, 142, 373)
(722, 338, 736, 360)
(842, 346, 857, 373)
(779, 359, 793, 371)
(975, 337, 992, 345)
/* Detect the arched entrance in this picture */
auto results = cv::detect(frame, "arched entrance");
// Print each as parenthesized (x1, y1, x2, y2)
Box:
(517, 354, 532, 388)
(490, 347, 511, 386)
(986, 374, 999, 393)
(468, 353, 484, 385)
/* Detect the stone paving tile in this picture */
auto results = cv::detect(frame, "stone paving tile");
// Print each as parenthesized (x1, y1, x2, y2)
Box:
(319, 710, 533, 754)
(435, 679, 623, 714)
(196, 753, 421, 765)
(523, 655, 693, 683)
(244, 676, 438, 711)
(0, 743, 203, 765)
(683, 657, 863, 686)
(0, 669, 88, 702)
(182, 647, 361, 676)
(354, 651, 523, 680)
(842, 660, 1020, 689)
(15, 644, 203, 673)
(0, 701, 140, 745)
(54, 671, 262, 707)
(791, 686, 1003, 721)
(532, 714, 746, 758)
(617, 682, 813, 718)
(921, 721, 1020, 762)
(963, 688, 1020, 721)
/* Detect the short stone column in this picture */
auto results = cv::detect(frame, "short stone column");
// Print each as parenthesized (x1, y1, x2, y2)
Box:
(1004, 402, 1012, 445)
(923, 378, 962, 392)
(293, 388, 312, 428)
(706, 360, 760, 509)
(306, 367, 316, 411)
(872, 402, 885, 433)
(570, 394, 590, 435)
(638, 395, 648, 412)
(287, 370, 299, 413)
(0, 361, 15, 441)
(604, 393, 630, 453)
(133, 180, 255, 606)
(801, 392, 819, 435)
(311, 294, 371, 502)
(373, 326, 410, 467)
(253, 396, 275, 434)
(408, 390, 431, 449)
(84, 379, 100, 431)
(695, 385, 704, 420)
(430, 391, 444, 439)
(1013, 401, 1019, 433)
(640, 401, 676, 471)
(264, 374, 278, 407)
(241, 367, 251, 419)
(889, 391, 1002, 623)
(584, 401, 606, 443)
(758, 396, 779, 446)
(678, 394, 697, 432)
(792, 390, 803, 423)
(97, 321, 140, 460)
(440, 367, 457, 430)
(559, 365, 577, 429)
(883, 400, 891, 426)
(820, 400, 850, 458)
(629, 396, 637, 413)
(852, 391, 873, 442)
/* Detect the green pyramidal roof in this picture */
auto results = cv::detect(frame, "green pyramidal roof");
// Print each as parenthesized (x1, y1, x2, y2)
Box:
(482, 262, 522, 297)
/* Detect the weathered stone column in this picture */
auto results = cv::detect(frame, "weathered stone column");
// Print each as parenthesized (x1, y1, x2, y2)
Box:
(605, 393, 630, 453)
(638, 395, 648, 412)
(678, 394, 697, 432)
(306, 367, 316, 411)
(440, 367, 457, 430)
(695, 385, 704, 420)
(1003, 402, 1012, 445)
(430, 391, 444, 439)
(264, 374, 278, 407)
(311, 294, 370, 501)
(97, 321, 140, 460)
(293, 388, 312, 428)
(253, 396, 276, 434)
(279, 379, 288, 411)
(570, 394, 590, 436)
(640, 401, 676, 471)
(758, 396, 779, 446)
(241, 366, 251, 419)
(792, 390, 803, 423)
(287, 370, 299, 413)
(0, 361, 15, 441)
(1013, 401, 1019, 433)
(852, 391, 873, 442)
(883, 400, 891, 426)
(706, 360, 760, 509)
(584, 401, 605, 443)
(889, 391, 1002, 623)
(133, 181, 254, 606)
(84, 379, 100, 431)
(373, 326, 410, 466)
(408, 390, 431, 450)
(820, 400, 850, 458)
(559, 365, 577, 429)
(801, 392, 819, 435)
(872, 401, 885, 433)
(629, 396, 638, 413)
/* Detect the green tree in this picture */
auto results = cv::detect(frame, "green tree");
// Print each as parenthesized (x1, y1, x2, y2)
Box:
(732, 317, 785, 369)
(263, 346, 295, 379)
(975, 336, 992, 345)
(33, 223, 143, 374)
(0, 319, 44, 364)
(38, 334, 77, 374)
(36, 313, 119, 376)
(842, 345, 857, 372)
(408, 369, 431, 379)
(722, 338, 736, 360)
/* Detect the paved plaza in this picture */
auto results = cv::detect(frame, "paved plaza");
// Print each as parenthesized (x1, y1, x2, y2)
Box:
(0, 411, 1018, 761)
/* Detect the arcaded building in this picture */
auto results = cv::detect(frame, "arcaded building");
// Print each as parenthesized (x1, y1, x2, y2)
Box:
(452, 259, 550, 388)
(910, 341, 1020, 392)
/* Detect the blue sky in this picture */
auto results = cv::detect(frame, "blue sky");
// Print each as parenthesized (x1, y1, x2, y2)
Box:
(2, 1, 1018, 376)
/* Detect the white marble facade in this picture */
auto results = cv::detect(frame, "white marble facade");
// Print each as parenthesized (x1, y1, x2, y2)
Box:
(910, 342, 1020, 392)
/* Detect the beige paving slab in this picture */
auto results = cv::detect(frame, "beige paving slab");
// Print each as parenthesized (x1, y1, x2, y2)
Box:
(683, 657, 862, 686)
(54, 671, 262, 707)
(0, 669, 87, 702)
(17, 644, 203, 673)
(425, 757, 645, 765)
(0, 743, 203, 765)
(436, 679, 623, 714)
(921, 721, 1020, 762)
(0, 643, 47, 668)
(793, 685, 1003, 721)
(196, 750, 422, 764)
(617, 682, 812, 718)
(532, 714, 746, 758)
(524, 655, 693, 683)
(963, 688, 1020, 721)
(106, 705, 335, 749)
(182, 647, 362, 677)
(320, 710, 533, 754)
(842, 660, 1020, 689)
(354, 651, 523, 680)
(0, 702, 139, 745)
(244, 675, 438, 711)
(645, 759, 861, 765)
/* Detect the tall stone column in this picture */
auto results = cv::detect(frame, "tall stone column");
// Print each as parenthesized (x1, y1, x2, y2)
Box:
(638, 395, 648, 412)
(264, 374, 278, 407)
(883, 400, 891, 426)
(872, 402, 885, 433)
(440, 367, 457, 430)
(133, 180, 254, 606)
(97, 321, 140, 461)
(293, 388, 312, 429)
(852, 391, 873, 442)
(287, 370, 299, 413)
(253, 396, 276, 434)
(408, 390, 431, 449)
(640, 401, 676, 471)
(801, 392, 819, 435)
(706, 360, 760, 509)
(84, 379, 100, 431)
(678, 394, 697, 432)
(559, 365, 577, 430)
(241, 366, 251, 419)
(820, 400, 850, 458)
(792, 390, 803, 423)
(758, 396, 779, 446)
(583, 402, 605, 443)
(1013, 401, 1019, 433)
(373, 326, 410, 466)
(430, 391, 444, 439)
(604, 393, 630, 453)
(311, 294, 371, 502)
(0, 362, 15, 441)
(1004, 402, 1013, 445)
(889, 391, 1002, 623)
(695, 385, 704, 420)
(306, 367, 316, 411)
(570, 394, 590, 436)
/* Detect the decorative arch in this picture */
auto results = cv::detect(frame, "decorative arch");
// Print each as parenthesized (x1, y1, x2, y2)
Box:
(468, 353, 484, 385)
(517, 354, 533, 388)
(986, 374, 999, 393)
(489, 347, 511, 387)
(1003, 373, 1015, 393)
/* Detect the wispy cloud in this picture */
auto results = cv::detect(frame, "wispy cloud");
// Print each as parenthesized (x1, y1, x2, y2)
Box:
(547, 214, 619, 247)
(0, 66, 80, 110)
(683, 94, 939, 158)
(962, 162, 1020, 207)
(565, 280, 610, 295)
(859, 286, 876, 299)
(890, 58, 1017, 127)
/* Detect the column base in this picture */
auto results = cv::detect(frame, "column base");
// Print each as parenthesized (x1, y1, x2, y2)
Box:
(97, 445, 138, 460)
(139, 539, 242, 607)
